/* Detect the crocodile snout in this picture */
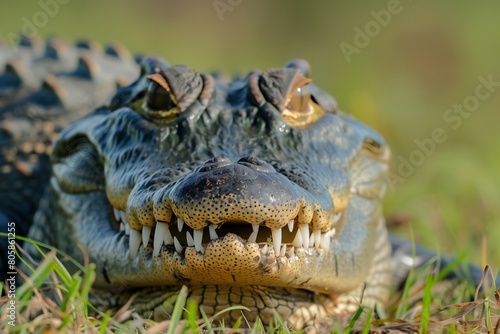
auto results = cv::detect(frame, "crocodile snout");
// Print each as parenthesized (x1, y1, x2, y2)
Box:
(167, 156, 302, 230)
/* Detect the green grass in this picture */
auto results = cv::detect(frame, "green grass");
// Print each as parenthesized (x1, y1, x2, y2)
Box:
(1, 239, 498, 333)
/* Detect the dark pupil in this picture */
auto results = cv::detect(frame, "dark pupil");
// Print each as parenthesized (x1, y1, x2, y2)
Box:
(146, 82, 176, 111)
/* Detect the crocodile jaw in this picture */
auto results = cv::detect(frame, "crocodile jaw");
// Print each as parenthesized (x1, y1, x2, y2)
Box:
(50, 176, 380, 295)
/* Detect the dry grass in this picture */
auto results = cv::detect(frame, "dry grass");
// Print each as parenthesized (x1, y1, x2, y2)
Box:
(1, 242, 498, 334)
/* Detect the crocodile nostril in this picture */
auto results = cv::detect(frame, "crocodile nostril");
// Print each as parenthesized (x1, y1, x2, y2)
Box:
(237, 156, 276, 173)
(196, 156, 232, 172)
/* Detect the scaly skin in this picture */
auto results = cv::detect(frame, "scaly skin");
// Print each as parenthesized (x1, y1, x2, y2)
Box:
(0, 37, 138, 277)
(21, 54, 392, 330)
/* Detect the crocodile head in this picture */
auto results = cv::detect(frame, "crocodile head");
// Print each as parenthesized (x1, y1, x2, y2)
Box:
(41, 57, 391, 327)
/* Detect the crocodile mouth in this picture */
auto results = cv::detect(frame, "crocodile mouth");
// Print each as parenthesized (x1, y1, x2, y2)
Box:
(102, 155, 348, 279)
(110, 205, 342, 260)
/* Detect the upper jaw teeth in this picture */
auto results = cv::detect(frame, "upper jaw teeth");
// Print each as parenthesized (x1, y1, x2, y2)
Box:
(113, 208, 338, 260)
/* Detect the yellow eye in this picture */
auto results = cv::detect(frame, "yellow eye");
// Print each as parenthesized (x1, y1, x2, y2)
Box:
(286, 86, 311, 112)
(129, 73, 181, 121)
(282, 85, 326, 127)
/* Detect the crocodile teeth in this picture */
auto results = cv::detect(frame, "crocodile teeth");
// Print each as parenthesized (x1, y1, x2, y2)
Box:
(261, 244, 268, 253)
(288, 246, 295, 259)
(292, 229, 303, 247)
(173, 237, 183, 253)
(186, 231, 194, 247)
(280, 244, 287, 257)
(153, 222, 168, 257)
(314, 230, 322, 249)
(142, 226, 152, 247)
(120, 211, 128, 224)
(193, 229, 204, 253)
(309, 231, 315, 247)
(271, 228, 282, 255)
(177, 218, 184, 232)
(113, 208, 121, 221)
(124, 223, 131, 235)
(299, 224, 310, 249)
(129, 229, 141, 259)
(164, 228, 174, 245)
(248, 224, 259, 243)
(287, 220, 294, 232)
(208, 225, 218, 240)
(321, 232, 331, 250)
(119, 223, 125, 232)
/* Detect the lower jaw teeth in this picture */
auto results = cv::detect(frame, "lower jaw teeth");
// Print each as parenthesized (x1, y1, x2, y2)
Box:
(129, 229, 141, 259)
(125, 219, 335, 260)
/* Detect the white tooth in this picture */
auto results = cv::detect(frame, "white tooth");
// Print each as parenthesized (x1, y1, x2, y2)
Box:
(248, 231, 258, 243)
(113, 208, 121, 221)
(248, 224, 259, 243)
(252, 224, 260, 234)
(321, 232, 331, 250)
(314, 230, 321, 249)
(288, 220, 294, 232)
(261, 244, 268, 253)
(280, 244, 286, 257)
(322, 229, 336, 250)
(120, 223, 125, 232)
(129, 229, 141, 259)
(209, 225, 218, 240)
(288, 246, 295, 258)
(193, 230, 204, 253)
(271, 228, 282, 256)
(142, 226, 152, 247)
(153, 222, 168, 256)
(186, 231, 194, 247)
(333, 211, 342, 225)
(164, 228, 174, 245)
(177, 218, 184, 232)
(300, 224, 309, 249)
(120, 211, 128, 224)
(309, 232, 315, 247)
(125, 224, 131, 235)
(292, 229, 303, 247)
(174, 237, 183, 253)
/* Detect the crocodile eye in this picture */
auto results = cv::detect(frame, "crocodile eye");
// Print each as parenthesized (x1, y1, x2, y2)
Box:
(286, 86, 311, 112)
(128, 73, 181, 121)
(146, 81, 177, 111)
(282, 85, 326, 127)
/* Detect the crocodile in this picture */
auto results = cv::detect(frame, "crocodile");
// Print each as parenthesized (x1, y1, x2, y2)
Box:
(0, 38, 494, 331)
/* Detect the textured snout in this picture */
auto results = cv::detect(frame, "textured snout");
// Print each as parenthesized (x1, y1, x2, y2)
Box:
(167, 156, 302, 230)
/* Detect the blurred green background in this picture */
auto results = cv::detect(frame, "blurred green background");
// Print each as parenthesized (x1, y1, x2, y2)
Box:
(1, 1, 499, 268)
